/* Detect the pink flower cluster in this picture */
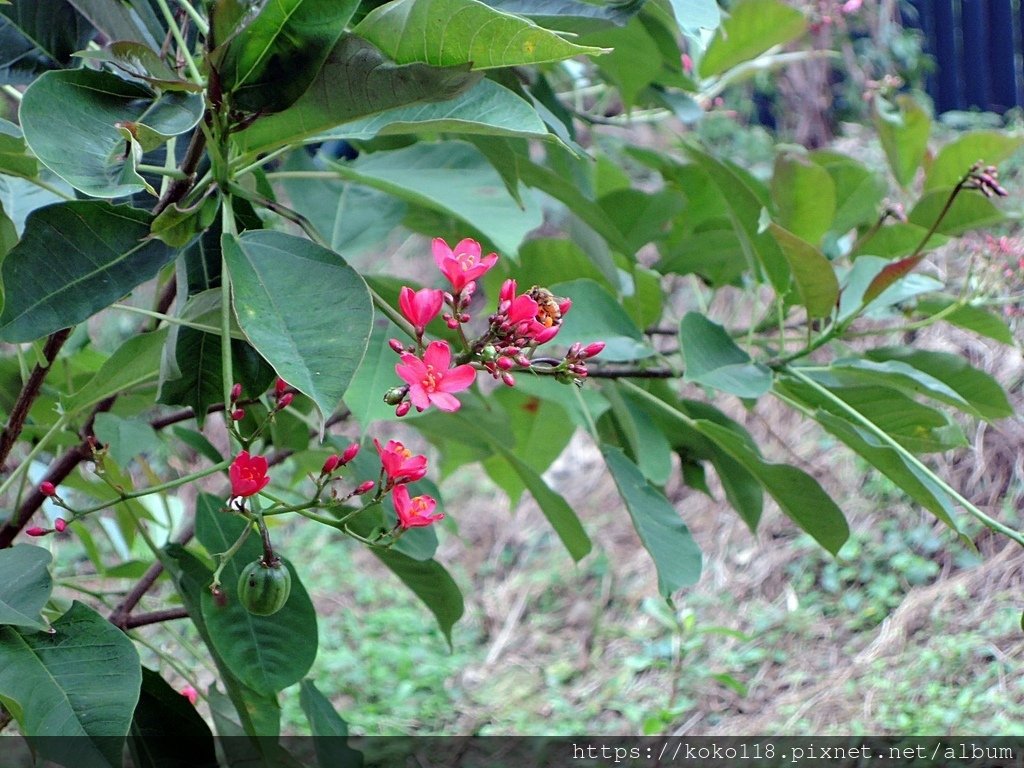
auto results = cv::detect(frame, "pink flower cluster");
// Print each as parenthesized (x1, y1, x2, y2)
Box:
(388, 237, 602, 415)
(374, 439, 442, 529)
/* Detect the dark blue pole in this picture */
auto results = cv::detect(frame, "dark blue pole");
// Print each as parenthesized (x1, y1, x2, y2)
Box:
(987, 0, 1018, 112)
(933, 0, 963, 112)
(961, 0, 992, 110)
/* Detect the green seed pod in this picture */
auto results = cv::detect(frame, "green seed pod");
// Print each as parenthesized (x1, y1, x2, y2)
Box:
(237, 558, 291, 616)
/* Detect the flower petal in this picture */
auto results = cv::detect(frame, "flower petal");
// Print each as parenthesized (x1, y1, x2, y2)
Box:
(422, 340, 452, 370)
(428, 391, 462, 412)
(438, 363, 476, 393)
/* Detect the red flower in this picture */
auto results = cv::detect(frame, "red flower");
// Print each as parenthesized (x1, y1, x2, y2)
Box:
(180, 686, 198, 706)
(395, 341, 476, 412)
(432, 237, 498, 294)
(39, 481, 56, 497)
(229, 451, 270, 497)
(398, 286, 444, 334)
(374, 439, 428, 486)
(392, 485, 443, 529)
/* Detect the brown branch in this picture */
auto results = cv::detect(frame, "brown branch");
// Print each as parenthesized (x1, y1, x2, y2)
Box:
(585, 367, 675, 379)
(109, 522, 194, 628)
(0, 328, 72, 469)
(152, 128, 207, 216)
(123, 607, 189, 629)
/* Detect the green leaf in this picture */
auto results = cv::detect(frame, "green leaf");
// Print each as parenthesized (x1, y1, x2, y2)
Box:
(597, 188, 684, 252)
(864, 347, 1014, 422)
(75, 42, 202, 92)
(371, 549, 464, 645)
(0, 202, 176, 343)
(666, 0, 721, 32)
(343, 319, 410, 428)
(299, 680, 364, 768)
(93, 413, 163, 468)
(0, 602, 141, 766)
(486, 0, 645, 33)
(551, 278, 653, 362)
(873, 93, 930, 188)
(0, 545, 52, 631)
(218, 0, 356, 112)
(915, 297, 1015, 346)
(699, 0, 805, 78)
(328, 141, 542, 256)
(771, 154, 836, 244)
(66, 328, 168, 414)
(692, 419, 849, 554)
(20, 69, 203, 197)
(0, 118, 37, 178)
(809, 150, 886, 234)
(767, 223, 839, 319)
(656, 229, 748, 287)
(924, 130, 1024, 192)
(234, 34, 481, 153)
(67, 0, 163, 48)
(838, 255, 943, 320)
(850, 222, 947, 260)
(584, 18, 664, 110)
(602, 382, 672, 486)
(679, 312, 771, 398)
(195, 494, 318, 696)
(0, 173, 70, 234)
(354, 0, 608, 70)
(602, 445, 702, 596)
(223, 231, 373, 422)
(0, 0, 93, 84)
(907, 188, 1006, 236)
(128, 667, 217, 768)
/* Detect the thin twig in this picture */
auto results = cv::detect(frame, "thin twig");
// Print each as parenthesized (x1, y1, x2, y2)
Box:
(123, 607, 190, 629)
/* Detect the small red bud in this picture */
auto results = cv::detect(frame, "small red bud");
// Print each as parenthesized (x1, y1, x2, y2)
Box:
(568, 342, 583, 359)
(322, 455, 342, 475)
(445, 316, 459, 330)
(277, 392, 294, 409)
(231, 408, 246, 421)
(355, 480, 376, 495)
(340, 442, 360, 464)
(582, 341, 606, 359)
(514, 354, 531, 367)
(459, 313, 471, 323)
(211, 585, 228, 607)
(501, 371, 515, 387)
(496, 356, 514, 370)
(395, 401, 411, 417)
(230, 383, 242, 402)
(275, 377, 288, 395)
(25, 527, 48, 537)
(40, 481, 56, 497)
(54, 518, 67, 533)
(389, 338, 405, 354)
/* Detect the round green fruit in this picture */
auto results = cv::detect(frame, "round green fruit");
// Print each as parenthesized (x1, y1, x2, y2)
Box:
(237, 558, 291, 616)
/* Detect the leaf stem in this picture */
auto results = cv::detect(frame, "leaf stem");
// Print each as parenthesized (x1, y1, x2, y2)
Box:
(73, 461, 230, 518)
(220, 197, 237, 420)
(175, 0, 209, 36)
(109, 303, 230, 336)
(153, 0, 203, 83)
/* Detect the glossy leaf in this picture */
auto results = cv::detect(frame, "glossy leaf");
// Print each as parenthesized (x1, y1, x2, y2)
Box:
(223, 231, 373, 422)
(0, 173, 70, 234)
(129, 667, 217, 768)
(873, 93, 930, 188)
(354, 0, 608, 70)
(66, 328, 168, 414)
(915, 297, 1014, 346)
(924, 130, 1023, 192)
(0, 602, 141, 766)
(327, 141, 542, 256)
(693, 420, 849, 554)
(771, 154, 836, 244)
(767, 223, 839, 318)
(299, 680, 364, 768)
(551, 278, 653, 362)
(235, 35, 480, 153)
(666, 0, 721, 31)
(218, 0, 356, 112)
(679, 312, 771, 398)
(195, 494, 318, 696)
(76, 42, 201, 92)
(0, 202, 176, 343)
(0, 118, 37, 178)
(0, 0, 93, 84)
(602, 445, 702, 596)
(67, 0, 163, 47)
(0, 545, 52, 631)
(20, 69, 203, 197)
(699, 0, 805, 77)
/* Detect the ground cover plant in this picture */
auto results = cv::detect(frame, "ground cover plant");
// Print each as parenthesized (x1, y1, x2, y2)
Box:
(0, 0, 1021, 759)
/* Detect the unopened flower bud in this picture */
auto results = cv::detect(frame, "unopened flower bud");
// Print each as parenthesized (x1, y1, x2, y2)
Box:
(231, 408, 246, 421)
(230, 383, 242, 402)
(322, 455, 341, 475)
(481, 344, 498, 362)
(582, 342, 606, 359)
(514, 354, 531, 367)
(25, 527, 48, 537)
(355, 480, 376, 495)
(211, 585, 228, 607)
(340, 442, 360, 464)
(275, 378, 288, 395)
(496, 356, 514, 370)
(501, 371, 515, 387)
(459, 313, 471, 323)
(445, 316, 460, 329)
(383, 386, 407, 406)
(40, 481, 56, 497)
(568, 342, 583, 359)
(277, 392, 294, 409)
(389, 338, 406, 354)
(395, 401, 411, 417)
(54, 518, 67, 533)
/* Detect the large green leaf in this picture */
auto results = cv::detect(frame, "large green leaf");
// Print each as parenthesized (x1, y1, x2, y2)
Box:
(699, 0, 805, 78)
(924, 130, 1023, 192)
(0, 0, 93, 84)
(907, 188, 1006, 236)
(767, 223, 839, 319)
(850, 222, 947, 260)
(66, 328, 169, 414)
(0, 602, 141, 767)
(218, 0, 356, 112)
(75, 42, 202, 92)
(0, 202, 176, 343)
(234, 35, 480, 153)
(299, 680, 364, 768)
(343, 318, 410, 428)
(67, 0, 164, 47)
(328, 141, 542, 256)
(694, 419, 849, 554)
(128, 667, 217, 768)
(602, 445, 702, 596)
(195, 494, 318, 696)
(551, 278, 653, 362)
(601, 382, 672, 486)
(873, 93, 930, 188)
(809, 150, 886, 235)
(354, 0, 608, 69)
(223, 231, 373, 422)
(771, 154, 835, 245)
(666, 0, 721, 32)
(20, 69, 203, 197)
(0, 118, 37, 178)
(0, 545, 52, 631)
(679, 312, 771, 398)
(486, 0, 645, 33)
(0, 173, 70, 234)
(915, 297, 1014, 346)
(584, 18, 664, 110)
